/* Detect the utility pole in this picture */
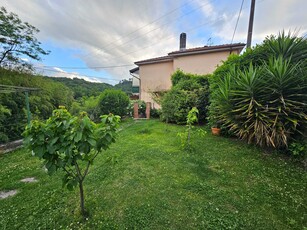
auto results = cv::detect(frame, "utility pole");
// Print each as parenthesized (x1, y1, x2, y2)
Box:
(246, 0, 256, 48)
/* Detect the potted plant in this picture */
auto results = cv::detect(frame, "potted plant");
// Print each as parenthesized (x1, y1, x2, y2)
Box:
(208, 116, 221, 136)
(211, 124, 221, 136)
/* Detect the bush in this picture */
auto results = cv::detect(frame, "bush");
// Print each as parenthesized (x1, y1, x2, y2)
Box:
(209, 32, 307, 149)
(161, 70, 210, 124)
(98, 89, 129, 117)
(150, 108, 161, 118)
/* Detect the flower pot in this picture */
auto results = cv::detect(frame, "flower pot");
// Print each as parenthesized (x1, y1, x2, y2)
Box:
(211, 127, 221, 136)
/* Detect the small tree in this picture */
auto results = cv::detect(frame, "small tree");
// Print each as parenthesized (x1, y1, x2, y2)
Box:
(23, 107, 120, 217)
(177, 107, 206, 150)
(0, 7, 49, 70)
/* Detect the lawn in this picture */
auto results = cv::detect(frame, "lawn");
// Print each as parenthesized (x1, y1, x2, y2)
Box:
(0, 119, 306, 229)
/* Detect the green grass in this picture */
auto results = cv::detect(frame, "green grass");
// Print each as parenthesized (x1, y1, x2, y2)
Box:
(0, 119, 306, 229)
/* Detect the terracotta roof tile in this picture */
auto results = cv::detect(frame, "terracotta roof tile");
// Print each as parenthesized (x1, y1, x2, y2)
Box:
(135, 43, 246, 65)
(135, 55, 173, 65)
(168, 43, 246, 55)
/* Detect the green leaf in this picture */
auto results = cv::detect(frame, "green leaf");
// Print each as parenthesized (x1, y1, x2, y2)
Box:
(74, 131, 82, 142)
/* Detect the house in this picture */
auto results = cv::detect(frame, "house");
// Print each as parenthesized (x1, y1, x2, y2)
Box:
(129, 66, 140, 99)
(130, 33, 245, 108)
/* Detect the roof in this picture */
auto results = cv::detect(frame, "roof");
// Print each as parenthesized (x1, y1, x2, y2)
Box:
(135, 55, 173, 65)
(168, 43, 246, 56)
(135, 43, 246, 65)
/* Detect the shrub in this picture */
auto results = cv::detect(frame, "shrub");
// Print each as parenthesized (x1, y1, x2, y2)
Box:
(150, 108, 161, 118)
(98, 89, 129, 117)
(209, 32, 307, 149)
(161, 70, 210, 124)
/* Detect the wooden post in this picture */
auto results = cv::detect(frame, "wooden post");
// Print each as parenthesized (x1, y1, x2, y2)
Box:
(25, 91, 31, 125)
(134, 102, 139, 119)
(146, 102, 151, 119)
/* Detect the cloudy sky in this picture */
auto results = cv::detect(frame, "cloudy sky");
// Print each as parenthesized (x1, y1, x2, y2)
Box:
(1, 0, 306, 84)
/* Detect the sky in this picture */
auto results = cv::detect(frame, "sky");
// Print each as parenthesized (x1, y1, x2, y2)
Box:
(1, 0, 306, 85)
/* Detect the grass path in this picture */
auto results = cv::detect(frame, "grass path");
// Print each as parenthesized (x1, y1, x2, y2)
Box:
(0, 119, 306, 229)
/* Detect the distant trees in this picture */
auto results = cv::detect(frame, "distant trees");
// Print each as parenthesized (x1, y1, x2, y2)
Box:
(114, 79, 133, 95)
(0, 68, 74, 143)
(0, 7, 49, 70)
(51, 77, 113, 99)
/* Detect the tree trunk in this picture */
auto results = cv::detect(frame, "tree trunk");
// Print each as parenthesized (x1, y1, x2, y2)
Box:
(79, 181, 86, 217)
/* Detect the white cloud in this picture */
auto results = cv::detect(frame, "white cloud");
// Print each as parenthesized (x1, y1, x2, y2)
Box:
(1, 0, 306, 81)
(193, 0, 307, 45)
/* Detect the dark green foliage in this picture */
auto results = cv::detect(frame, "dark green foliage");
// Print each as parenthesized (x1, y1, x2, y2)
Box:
(0, 68, 74, 143)
(161, 70, 210, 124)
(0, 7, 49, 70)
(209, 32, 307, 149)
(98, 89, 130, 117)
(50, 77, 112, 99)
(150, 108, 161, 118)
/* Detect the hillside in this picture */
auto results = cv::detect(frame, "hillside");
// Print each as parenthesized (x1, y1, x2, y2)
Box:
(0, 68, 74, 143)
(49, 77, 113, 99)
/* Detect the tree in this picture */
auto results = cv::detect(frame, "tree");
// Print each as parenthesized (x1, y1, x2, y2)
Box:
(0, 7, 49, 70)
(177, 107, 206, 150)
(98, 89, 130, 117)
(23, 107, 120, 217)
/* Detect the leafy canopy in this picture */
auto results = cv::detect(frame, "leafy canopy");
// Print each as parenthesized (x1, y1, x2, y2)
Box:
(0, 7, 49, 70)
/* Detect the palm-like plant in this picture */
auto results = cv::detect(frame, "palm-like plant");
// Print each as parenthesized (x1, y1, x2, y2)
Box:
(210, 32, 307, 149)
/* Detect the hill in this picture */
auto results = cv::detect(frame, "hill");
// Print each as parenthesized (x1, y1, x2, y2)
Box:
(49, 77, 113, 99)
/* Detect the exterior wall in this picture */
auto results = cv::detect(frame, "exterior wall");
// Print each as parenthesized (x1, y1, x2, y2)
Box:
(139, 61, 173, 108)
(173, 50, 232, 75)
(131, 69, 139, 87)
(138, 49, 241, 108)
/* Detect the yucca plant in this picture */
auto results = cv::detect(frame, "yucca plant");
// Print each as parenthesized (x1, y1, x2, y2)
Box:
(210, 32, 307, 149)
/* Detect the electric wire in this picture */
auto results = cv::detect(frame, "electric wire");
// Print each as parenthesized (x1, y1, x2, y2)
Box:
(231, 0, 245, 44)
(85, 0, 217, 59)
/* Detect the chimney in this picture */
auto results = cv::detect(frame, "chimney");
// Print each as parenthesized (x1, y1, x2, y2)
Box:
(179, 33, 186, 51)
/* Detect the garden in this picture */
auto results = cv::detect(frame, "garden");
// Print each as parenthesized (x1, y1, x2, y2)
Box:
(0, 32, 306, 229)
(0, 119, 306, 229)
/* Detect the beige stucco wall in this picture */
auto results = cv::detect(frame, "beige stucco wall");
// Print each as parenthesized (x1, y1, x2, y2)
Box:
(139, 50, 240, 108)
(139, 61, 173, 108)
(173, 50, 233, 75)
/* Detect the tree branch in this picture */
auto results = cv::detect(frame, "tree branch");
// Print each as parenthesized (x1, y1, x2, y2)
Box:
(74, 160, 83, 182)
(63, 166, 78, 178)
(82, 161, 91, 181)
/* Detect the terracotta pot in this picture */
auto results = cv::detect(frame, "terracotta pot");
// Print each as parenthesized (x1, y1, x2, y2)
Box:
(211, 127, 221, 136)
